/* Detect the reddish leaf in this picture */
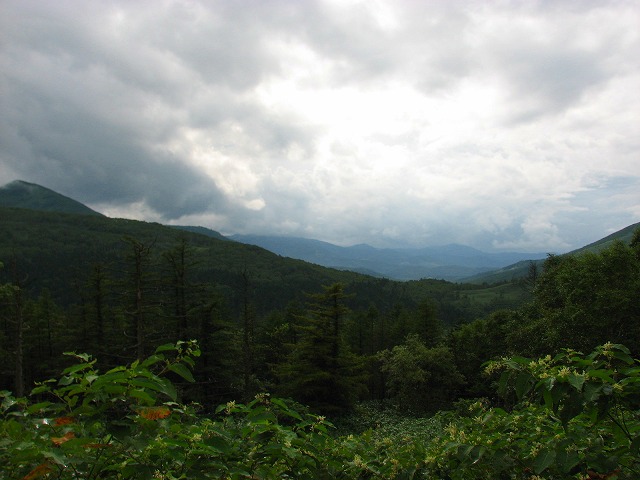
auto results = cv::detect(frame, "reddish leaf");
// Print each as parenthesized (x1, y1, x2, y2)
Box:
(138, 406, 171, 420)
(51, 431, 75, 446)
(53, 416, 75, 426)
(21, 462, 53, 480)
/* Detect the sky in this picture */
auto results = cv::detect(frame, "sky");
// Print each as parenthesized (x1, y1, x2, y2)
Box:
(1, 0, 639, 252)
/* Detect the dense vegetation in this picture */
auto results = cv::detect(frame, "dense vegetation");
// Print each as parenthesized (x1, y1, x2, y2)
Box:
(1, 206, 639, 478)
(0, 206, 529, 402)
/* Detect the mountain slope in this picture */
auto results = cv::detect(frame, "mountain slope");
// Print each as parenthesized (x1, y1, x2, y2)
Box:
(170, 225, 229, 241)
(462, 221, 640, 284)
(0, 180, 104, 216)
(0, 206, 382, 315)
(230, 234, 546, 281)
(570, 222, 639, 255)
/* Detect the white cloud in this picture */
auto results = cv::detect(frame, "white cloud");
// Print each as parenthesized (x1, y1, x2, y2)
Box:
(1, 0, 638, 252)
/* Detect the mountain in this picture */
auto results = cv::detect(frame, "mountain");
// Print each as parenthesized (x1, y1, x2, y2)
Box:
(462, 221, 640, 284)
(170, 225, 229, 241)
(230, 234, 547, 281)
(0, 180, 104, 216)
(569, 222, 639, 255)
(1, 205, 534, 332)
(6, 179, 632, 287)
(0, 206, 378, 314)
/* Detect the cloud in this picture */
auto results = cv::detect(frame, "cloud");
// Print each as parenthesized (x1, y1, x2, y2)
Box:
(1, 0, 638, 252)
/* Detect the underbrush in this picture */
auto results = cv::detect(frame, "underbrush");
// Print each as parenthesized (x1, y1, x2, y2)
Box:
(1, 342, 638, 479)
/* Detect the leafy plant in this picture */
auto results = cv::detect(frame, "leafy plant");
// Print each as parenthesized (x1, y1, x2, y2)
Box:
(424, 343, 640, 479)
(0, 340, 202, 479)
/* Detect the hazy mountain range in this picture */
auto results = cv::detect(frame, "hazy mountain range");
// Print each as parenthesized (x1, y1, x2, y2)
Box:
(228, 234, 547, 281)
(2, 179, 636, 283)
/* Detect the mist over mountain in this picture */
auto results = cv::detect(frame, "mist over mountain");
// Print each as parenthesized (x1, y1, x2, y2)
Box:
(4, 180, 635, 283)
(462, 221, 640, 284)
(230, 234, 547, 281)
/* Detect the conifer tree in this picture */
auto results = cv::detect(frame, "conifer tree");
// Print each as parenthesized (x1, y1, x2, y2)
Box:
(121, 237, 158, 360)
(275, 283, 365, 415)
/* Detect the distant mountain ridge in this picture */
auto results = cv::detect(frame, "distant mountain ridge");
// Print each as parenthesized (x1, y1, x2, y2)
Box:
(170, 225, 229, 241)
(4, 180, 634, 284)
(230, 234, 547, 281)
(462, 221, 640, 284)
(0, 180, 104, 217)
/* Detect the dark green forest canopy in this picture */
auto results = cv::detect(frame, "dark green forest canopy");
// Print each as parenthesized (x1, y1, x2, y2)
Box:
(0, 206, 520, 406)
(1, 204, 639, 420)
(0, 206, 523, 318)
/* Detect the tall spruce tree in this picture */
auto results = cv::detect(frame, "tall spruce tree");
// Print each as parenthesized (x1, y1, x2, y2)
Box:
(275, 283, 365, 415)
(121, 237, 158, 360)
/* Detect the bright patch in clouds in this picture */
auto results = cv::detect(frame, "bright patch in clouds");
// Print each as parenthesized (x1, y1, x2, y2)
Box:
(1, 0, 638, 251)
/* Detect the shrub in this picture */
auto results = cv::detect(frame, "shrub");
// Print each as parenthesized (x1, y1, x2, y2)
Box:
(424, 343, 640, 479)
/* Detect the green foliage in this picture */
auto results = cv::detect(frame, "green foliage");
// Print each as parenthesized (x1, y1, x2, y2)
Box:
(424, 344, 640, 479)
(0, 343, 429, 479)
(0, 341, 201, 479)
(2, 339, 638, 479)
(448, 309, 521, 397)
(448, 234, 640, 399)
(275, 284, 367, 415)
(532, 240, 640, 355)
(378, 334, 464, 413)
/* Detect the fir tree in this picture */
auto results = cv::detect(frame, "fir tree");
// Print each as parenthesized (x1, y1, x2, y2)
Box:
(276, 283, 365, 415)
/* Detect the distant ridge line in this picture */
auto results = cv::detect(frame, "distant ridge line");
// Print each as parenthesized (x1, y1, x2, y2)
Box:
(0, 180, 104, 217)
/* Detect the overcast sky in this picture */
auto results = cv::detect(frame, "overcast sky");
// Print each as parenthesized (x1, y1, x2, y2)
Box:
(1, 0, 639, 252)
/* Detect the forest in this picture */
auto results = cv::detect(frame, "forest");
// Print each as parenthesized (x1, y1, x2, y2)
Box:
(1, 206, 639, 479)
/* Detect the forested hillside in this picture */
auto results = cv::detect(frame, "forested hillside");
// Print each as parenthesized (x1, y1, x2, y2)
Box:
(463, 221, 640, 284)
(0, 206, 526, 401)
(0, 180, 104, 217)
(1, 205, 639, 478)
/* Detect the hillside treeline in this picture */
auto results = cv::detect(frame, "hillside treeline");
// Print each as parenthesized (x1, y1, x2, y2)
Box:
(1, 214, 638, 416)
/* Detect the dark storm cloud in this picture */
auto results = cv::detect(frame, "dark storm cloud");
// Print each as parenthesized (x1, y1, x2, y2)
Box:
(1, 0, 638, 251)
(0, 0, 316, 220)
(1, 73, 228, 219)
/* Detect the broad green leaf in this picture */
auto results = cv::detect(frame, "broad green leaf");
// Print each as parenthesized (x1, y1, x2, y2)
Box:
(43, 449, 68, 466)
(92, 371, 129, 387)
(98, 385, 127, 395)
(58, 375, 74, 386)
(26, 401, 53, 414)
(582, 382, 603, 403)
(130, 377, 164, 394)
(182, 356, 195, 367)
(567, 373, 585, 392)
(556, 449, 581, 473)
(509, 356, 531, 366)
(129, 388, 155, 405)
(155, 343, 177, 353)
(612, 349, 634, 364)
(168, 363, 195, 383)
(30, 385, 51, 395)
(61, 362, 93, 375)
(469, 445, 487, 464)
(63, 352, 91, 362)
(247, 410, 276, 425)
(587, 369, 614, 383)
(155, 378, 177, 402)
(543, 389, 554, 410)
(497, 371, 510, 396)
(515, 372, 532, 399)
(128, 375, 176, 401)
(533, 449, 556, 474)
